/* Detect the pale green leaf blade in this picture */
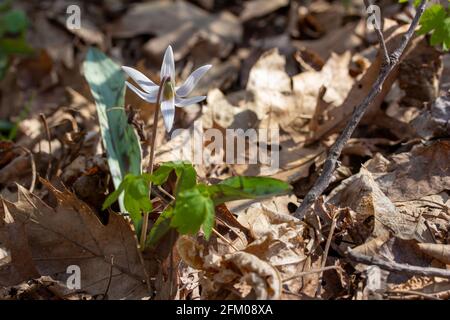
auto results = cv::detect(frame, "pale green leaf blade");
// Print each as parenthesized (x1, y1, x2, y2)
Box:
(83, 47, 142, 213)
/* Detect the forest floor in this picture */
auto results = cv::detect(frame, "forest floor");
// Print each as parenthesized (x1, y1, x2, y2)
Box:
(0, 0, 449, 300)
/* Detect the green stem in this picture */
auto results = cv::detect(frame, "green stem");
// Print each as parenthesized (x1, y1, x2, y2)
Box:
(139, 76, 170, 250)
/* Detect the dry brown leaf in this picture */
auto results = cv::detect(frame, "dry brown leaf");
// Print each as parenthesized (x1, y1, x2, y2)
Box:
(111, 1, 242, 61)
(328, 168, 433, 242)
(240, 0, 289, 22)
(293, 21, 363, 61)
(0, 275, 92, 300)
(176, 235, 282, 299)
(310, 23, 423, 142)
(412, 93, 450, 140)
(369, 141, 450, 202)
(293, 51, 354, 119)
(0, 181, 150, 299)
(417, 243, 450, 265)
(245, 48, 295, 121)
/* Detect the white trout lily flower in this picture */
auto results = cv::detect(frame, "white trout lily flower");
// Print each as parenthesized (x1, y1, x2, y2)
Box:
(121, 45, 211, 132)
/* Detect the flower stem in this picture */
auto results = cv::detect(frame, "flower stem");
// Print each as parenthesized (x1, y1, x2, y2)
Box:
(139, 76, 170, 250)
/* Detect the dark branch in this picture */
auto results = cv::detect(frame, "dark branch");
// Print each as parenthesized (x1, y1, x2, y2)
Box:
(294, 0, 428, 218)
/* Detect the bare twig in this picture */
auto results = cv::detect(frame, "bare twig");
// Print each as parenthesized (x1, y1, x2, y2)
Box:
(102, 255, 114, 300)
(140, 76, 170, 250)
(294, 0, 428, 218)
(13, 146, 36, 193)
(212, 227, 239, 252)
(347, 248, 450, 279)
(386, 289, 442, 300)
(283, 265, 343, 283)
(316, 210, 338, 297)
(158, 185, 175, 200)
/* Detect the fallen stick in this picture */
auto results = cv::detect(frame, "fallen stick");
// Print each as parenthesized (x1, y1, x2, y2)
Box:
(294, 0, 428, 218)
(347, 248, 450, 279)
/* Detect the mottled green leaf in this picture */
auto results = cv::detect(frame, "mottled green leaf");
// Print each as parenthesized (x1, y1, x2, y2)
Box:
(84, 47, 142, 213)
(209, 176, 292, 204)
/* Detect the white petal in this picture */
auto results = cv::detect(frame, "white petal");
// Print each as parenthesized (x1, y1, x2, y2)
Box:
(176, 64, 212, 97)
(175, 96, 207, 108)
(125, 81, 158, 103)
(160, 97, 175, 132)
(160, 45, 175, 81)
(122, 66, 158, 93)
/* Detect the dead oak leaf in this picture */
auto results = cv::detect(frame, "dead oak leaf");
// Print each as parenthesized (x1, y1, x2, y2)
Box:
(0, 180, 150, 299)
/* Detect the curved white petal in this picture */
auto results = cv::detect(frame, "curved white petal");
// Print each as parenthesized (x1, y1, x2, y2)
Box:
(175, 95, 207, 108)
(122, 66, 158, 93)
(160, 45, 175, 81)
(160, 97, 175, 132)
(176, 65, 212, 97)
(125, 81, 157, 103)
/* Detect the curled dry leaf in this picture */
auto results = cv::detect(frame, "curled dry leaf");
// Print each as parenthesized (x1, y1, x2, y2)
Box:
(176, 235, 282, 299)
(0, 180, 150, 299)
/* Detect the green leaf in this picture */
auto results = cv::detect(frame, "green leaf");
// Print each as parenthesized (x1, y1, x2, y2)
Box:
(146, 206, 174, 247)
(102, 174, 152, 229)
(0, 36, 33, 55)
(416, 4, 450, 51)
(0, 119, 13, 132)
(152, 161, 196, 194)
(0, 51, 7, 80)
(102, 176, 129, 210)
(208, 176, 292, 204)
(83, 47, 142, 213)
(1, 9, 28, 34)
(171, 187, 215, 239)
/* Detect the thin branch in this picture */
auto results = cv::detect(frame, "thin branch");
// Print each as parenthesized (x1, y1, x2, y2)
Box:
(294, 0, 428, 218)
(316, 210, 338, 297)
(39, 113, 52, 180)
(101, 255, 114, 300)
(386, 289, 442, 300)
(347, 248, 450, 279)
(212, 227, 239, 252)
(282, 265, 343, 283)
(13, 146, 36, 193)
